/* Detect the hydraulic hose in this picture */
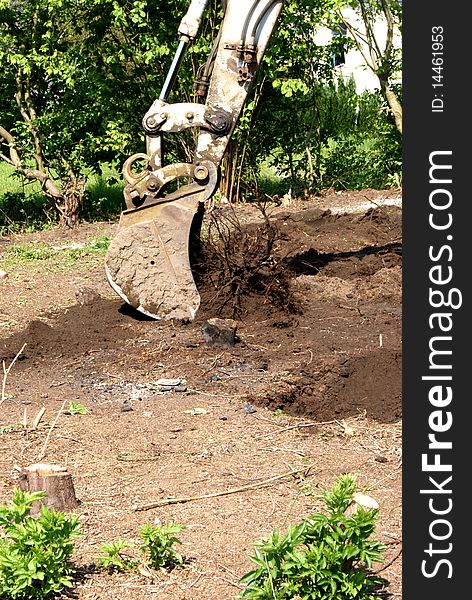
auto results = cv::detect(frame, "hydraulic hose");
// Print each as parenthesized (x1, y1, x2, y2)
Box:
(160, 0, 211, 101)
(245, 0, 280, 46)
(159, 39, 189, 101)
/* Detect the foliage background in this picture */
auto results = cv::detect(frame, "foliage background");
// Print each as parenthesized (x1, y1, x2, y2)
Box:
(0, 0, 402, 231)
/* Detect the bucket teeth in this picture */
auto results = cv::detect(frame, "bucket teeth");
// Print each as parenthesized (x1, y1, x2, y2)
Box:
(105, 197, 201, 321)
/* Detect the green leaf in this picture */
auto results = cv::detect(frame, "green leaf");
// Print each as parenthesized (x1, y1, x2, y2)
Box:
(239, 474, 385, 599)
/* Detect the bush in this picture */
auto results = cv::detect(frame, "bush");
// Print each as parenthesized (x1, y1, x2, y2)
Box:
(0, 163, 123, 233)
(98, 521, 185, 575)
(239, 474, 385, 599)
(81, 169, 125, 222)
(0, 488, 81, 599)
(0, 191, 57, 235)
(98, 540, 138, 573)
(140, 522, 185, 571)
(250, 79, 402, 196)
(319, 131, 401, 191)
(315, 85, 402, 191)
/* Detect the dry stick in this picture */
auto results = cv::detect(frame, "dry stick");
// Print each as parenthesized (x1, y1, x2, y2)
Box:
(32, 407, 46, 430)
(254, 420, 337, 440)
(186, 388, 245, 399)
(133, 465, 313, 512)
(117, 454, 161, 463)
(37, 399, 68, 461)
(255, 412, 368, 440)
(1, 343, 27, 406)
(375, 547, 402, 574)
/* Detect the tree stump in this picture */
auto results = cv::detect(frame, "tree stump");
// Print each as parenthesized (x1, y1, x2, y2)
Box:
(18, 463, 79, 514)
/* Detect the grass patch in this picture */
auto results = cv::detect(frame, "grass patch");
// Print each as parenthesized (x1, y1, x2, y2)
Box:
(0, 163, 42, 197)
(0, 235, 111, 272)
(83, 166, 125, 221)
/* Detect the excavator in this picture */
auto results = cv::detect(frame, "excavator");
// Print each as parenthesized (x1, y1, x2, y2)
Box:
(105, 0, 285, 320)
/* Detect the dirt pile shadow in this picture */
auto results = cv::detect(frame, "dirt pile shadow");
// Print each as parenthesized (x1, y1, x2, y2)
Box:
(0, 299, 141, 364)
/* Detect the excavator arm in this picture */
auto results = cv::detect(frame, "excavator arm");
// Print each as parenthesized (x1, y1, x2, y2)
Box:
(105, 0, 285, 320)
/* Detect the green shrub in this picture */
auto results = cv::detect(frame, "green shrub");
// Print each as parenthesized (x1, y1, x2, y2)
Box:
(0, 191, 57, 235)
(0, 163, 123, 234)
(319, 131, 401, 191)
(98, 540, 138, 573)
(140, 522, 185, 571)
(250, 78, 402, 195)
(82, 169, 124, 221)
(0, 488, 81, 599)
(239, 474, 385, 599)
(98, 521, 186, 575)
(67, 401, 88, 415)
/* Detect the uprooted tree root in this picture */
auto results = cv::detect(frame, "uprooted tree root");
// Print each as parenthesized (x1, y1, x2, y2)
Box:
(195, 204, 300, 318)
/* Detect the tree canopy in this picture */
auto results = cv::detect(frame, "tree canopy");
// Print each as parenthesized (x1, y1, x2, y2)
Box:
(0, 0, 402, 225)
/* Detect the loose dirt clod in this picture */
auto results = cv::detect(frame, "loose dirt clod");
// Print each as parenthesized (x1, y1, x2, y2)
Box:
(202, 317, 238, 347)
(75, 286, 101, 306)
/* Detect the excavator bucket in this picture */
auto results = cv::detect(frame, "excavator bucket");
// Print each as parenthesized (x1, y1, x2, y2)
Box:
(105, 196, 202, 321)
(104, 0, 285, 320)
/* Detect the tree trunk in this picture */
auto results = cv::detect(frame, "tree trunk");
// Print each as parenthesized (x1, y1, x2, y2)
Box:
(53, 180, 85, 228)
(1, 125, 85, 227)
(18, 463, 79, 514)
(380, 79, 402, 134)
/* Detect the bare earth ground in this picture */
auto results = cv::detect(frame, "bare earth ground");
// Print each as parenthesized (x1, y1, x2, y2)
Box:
(0, 188, 402, 599)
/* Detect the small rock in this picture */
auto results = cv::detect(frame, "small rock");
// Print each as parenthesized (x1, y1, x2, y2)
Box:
(53, 242, 84, 250)
(353, 492, 379, 510)
(159, 385, 174, 392)
(172, 385, 187, 393)
(156, 378, 181, 387)
(120, 404, 133, 412)
(374, 455, 388, 463)
(184, 408, 209, 415)
(0, 270, 7, 280)
(202, 318, 239, 348)
(244, 402, 257, 414)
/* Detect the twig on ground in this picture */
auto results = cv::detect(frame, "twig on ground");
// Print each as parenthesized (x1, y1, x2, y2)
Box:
(1, 343, 26, 406)
(254, 420, 336, 439)
(202, 352, 226, 375)
(218, 576, 243, 589)
(255, 411, 368, 440)
(37, 399, 68, 461)
(20, 439, 41, 459)
(32, 407, 46, 429)
(267, 491, 277, 518)
(217, 564, 244, 589)
(260, 446, 306, 456)
(375, 547, 402, 574)
(117, 453, 161, 462)
(133, 465, 313, 511)
(186, 388, 245, 399)
(188, 570, 205, 588)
